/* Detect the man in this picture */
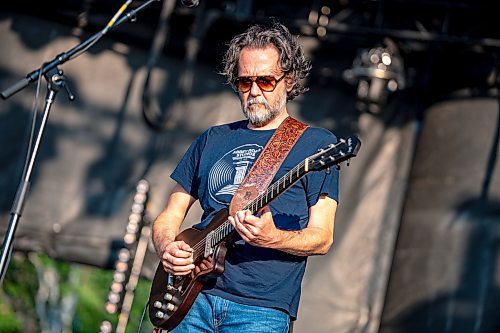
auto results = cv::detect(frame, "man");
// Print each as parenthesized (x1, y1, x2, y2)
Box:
(152, 22, 339, 332)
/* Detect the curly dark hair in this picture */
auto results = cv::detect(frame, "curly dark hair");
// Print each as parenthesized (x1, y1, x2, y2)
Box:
(222, 22, 311, 101)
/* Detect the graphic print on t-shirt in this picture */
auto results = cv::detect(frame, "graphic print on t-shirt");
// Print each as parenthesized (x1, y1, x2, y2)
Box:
(208, 144, 263, 205)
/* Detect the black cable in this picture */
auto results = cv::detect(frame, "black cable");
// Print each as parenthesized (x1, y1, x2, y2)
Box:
(136, 300, 150, 333)
(480, 84, 500, 202)
(141, 0, 177, 132)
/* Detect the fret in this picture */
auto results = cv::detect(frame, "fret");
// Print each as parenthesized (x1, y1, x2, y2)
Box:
(220, 225, 224, 237)
(247, 165, 308, 214)
(252, 199, 259, 213)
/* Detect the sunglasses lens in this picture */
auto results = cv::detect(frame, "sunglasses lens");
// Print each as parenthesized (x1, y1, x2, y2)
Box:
(256, 76, 276, 91)
(234, 75, 282, 92)
(235, 78, 253, 92)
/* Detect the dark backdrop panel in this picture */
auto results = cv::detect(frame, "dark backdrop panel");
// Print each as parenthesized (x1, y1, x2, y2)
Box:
(380, 97, 500, 333)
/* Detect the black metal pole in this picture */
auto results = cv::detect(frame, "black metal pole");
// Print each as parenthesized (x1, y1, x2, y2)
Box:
(0, 68, 63, 284)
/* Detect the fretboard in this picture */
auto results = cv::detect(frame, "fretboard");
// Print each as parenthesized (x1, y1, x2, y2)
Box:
(204, 159, 309, 257)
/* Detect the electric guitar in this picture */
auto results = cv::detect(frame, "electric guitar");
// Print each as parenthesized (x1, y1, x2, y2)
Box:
(148, 135, 361, 331)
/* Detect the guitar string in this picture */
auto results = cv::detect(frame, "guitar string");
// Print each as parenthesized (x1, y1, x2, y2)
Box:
(190, 161, 305, 254)
(188, 160, 308, 258)
(187, 142, 346, 257)
(189, 136, 350, 255)
(189, 159, 310, 257)
(190, 139, 345, 255)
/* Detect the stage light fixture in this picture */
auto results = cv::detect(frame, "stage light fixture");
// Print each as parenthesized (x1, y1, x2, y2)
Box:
(343, 38, 405, 114)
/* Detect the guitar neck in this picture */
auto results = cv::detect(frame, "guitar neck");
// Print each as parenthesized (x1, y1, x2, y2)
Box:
(245, 159, 308, 214)
(203, 160, 309, 257)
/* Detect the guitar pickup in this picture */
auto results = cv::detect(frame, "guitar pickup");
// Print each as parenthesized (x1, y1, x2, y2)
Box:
(204, 232, 214, 257)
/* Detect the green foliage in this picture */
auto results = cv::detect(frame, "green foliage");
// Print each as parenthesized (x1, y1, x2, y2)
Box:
(73, 266, 115, 333)
(0, 252, 154, 333)
(1, 252, 38, 332)
(0, 296, 22, 333)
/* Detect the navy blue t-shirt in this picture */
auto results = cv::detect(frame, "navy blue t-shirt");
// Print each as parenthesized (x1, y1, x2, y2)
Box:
(171, 120, 339, 319)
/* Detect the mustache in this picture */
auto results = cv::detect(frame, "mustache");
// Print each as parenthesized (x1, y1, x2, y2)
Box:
(244, 96, 269, 108)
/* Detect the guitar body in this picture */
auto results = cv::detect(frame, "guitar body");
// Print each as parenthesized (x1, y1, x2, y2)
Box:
(148, 208, 231, 331)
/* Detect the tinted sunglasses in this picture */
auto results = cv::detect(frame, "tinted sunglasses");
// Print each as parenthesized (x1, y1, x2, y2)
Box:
(233, 74, 286, 93)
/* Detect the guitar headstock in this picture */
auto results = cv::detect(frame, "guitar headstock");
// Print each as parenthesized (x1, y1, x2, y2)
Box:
(307, 135, 361, 172)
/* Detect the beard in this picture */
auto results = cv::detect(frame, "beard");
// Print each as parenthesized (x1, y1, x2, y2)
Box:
(241, 91, 287, 128)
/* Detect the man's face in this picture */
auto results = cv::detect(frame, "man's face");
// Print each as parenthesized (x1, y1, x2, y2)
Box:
(237, 46, 289, 128)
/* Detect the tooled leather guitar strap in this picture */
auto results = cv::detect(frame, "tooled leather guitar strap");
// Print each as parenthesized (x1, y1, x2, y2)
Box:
(229, 116, 308, 216)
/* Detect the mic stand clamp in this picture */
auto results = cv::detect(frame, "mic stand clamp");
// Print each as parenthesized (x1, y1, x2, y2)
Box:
(46, 68, 75, 102)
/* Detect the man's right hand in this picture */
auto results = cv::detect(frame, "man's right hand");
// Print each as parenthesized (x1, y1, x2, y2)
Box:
(160, 240, 195, 276)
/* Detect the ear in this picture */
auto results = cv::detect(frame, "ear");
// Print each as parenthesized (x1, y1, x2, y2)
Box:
(285, 74, 294, 93)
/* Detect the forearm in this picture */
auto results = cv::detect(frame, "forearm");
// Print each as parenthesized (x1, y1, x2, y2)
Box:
(269, 195, 337, 256)
(152, 210, 183, 257)
(269, 226, 333, 256)
(152, 183, 196, 258)
(231, 196, 337, 256)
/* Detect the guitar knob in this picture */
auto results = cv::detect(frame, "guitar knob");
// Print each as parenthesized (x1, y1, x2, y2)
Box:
(153, 301, 163, 309)
(164, 293, 173, 301)
(166, 303, 175, 312)
(155, 311, 166, 319)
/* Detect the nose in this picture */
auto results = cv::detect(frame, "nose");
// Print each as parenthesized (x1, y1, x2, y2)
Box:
(249, 80, 262, 96)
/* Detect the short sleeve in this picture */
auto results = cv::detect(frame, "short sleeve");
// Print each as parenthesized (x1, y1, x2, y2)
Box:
(170, 129, 210, 199)
(304, 167, 339, 207)
(302, 131, 340, 207)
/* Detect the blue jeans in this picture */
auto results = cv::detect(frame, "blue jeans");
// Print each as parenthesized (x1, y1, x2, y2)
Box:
(171, 293, 290, 333)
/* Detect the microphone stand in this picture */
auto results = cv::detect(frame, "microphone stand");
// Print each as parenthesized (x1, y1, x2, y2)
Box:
(0, 0, 161, 285)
